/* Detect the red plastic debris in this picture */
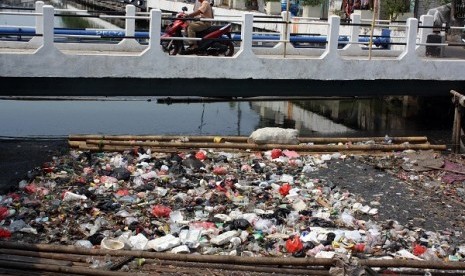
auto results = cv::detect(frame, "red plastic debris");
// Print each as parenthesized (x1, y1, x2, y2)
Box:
(0, 207, 9, 220)
(213, 167, 228, 175)
(24, 184, 37, 194)
(7, 193, 20, 201)
(0, 228, 11, 239)
(279, 183, 291, 196)
(74, 177, 87, 185)
(271, 149, 282, 159)
(353, 243, 366, 252)
(413, 243, 427, 256)
(42, 162, 55, 173)
(116, 189, 129, 197)
(285, 235, 303, 253)
(151, 205, 172, 218)
(195, 151, 207, 161)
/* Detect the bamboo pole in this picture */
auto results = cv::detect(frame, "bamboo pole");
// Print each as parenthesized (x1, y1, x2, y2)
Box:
(2, 242, 465, 270)
(82, 139, 446, 152)
(144, 259, 329, 275)
(69, 134, 247, 143)
(0, 248, 93, 263)
(0, 254, 73, 267)
(72, 144, 400, 155)
(453, 102, 462, 154)
(0, 267, 81, 276)
(0, 260, 146, 276)
(69, 134, 428, 144)
(450, 90, 465, 107)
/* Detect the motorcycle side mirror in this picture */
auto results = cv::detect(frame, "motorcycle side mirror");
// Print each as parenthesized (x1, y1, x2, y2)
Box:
(182, 6, 188, 12)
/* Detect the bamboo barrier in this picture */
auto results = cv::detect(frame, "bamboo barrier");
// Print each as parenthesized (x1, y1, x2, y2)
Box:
(69, 134, 428, 144)
(1, 242, 465, 271)
(0, 248, 327, 275)
(68, 134, 444, 153)
(78, 139, 446, 152)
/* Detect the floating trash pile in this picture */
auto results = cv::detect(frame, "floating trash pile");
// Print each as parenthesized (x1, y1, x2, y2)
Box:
(0, 131, 464, 274)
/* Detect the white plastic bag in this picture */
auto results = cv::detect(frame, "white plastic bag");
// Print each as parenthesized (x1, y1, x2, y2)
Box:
(248, 127, 299, 145)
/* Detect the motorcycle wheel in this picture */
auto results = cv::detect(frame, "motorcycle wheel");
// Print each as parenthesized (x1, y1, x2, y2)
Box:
(221, 42, 235, 57)
(163, 40, 181, 55)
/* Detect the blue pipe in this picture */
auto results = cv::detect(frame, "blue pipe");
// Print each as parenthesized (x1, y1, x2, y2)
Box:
(0, 27, 391, 48)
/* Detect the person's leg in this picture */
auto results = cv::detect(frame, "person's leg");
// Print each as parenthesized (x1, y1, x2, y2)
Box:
(187, 22, 202, 47)
(187, 22, 210, 48)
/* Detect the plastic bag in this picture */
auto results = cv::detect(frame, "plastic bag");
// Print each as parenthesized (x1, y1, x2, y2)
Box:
(248, 127, 299, 145)
(0, 207, 9, 220)
(340, 211, 356, 228)
(195, 151, 207, 160)
(279, 183, 291, 196)
(213, 167, 227, 175)
(285, 235, 303, 253)
(413, 243, 427, 256)
(271, 149, 282, 159)
(151, 205, 172, 218)
(0, 228, 11, 238)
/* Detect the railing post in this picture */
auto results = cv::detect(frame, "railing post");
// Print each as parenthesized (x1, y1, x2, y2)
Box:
(142, 9, 163, 57)
(35, 1, 44, 35)
(417, 15, 433, 56)
(342, 13, 360, 52)
(126, 5, 136, 37)
(321, 15, 340, 59)
(40, 5, 55, 51)
(280, 11, 291, 42)
(419, 15, 433, 44)
(399, 17, 418, 60)
(349, 13, 360, 45)
(237, 13, 254, 57)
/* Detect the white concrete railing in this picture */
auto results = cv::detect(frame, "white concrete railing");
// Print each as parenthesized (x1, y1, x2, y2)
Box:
(0, 2, 452, 61)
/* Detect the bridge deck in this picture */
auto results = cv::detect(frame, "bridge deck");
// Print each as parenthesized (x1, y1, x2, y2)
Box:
(1, 4, 465, 96)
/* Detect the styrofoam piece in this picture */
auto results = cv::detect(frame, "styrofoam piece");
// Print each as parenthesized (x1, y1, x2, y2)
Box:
(146, 234, 181, 252)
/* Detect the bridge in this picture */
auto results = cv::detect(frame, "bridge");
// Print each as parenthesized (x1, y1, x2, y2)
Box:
(0, 1, 465, 97)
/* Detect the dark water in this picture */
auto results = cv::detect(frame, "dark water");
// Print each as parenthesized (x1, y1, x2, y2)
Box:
(0, 97, 455, 145)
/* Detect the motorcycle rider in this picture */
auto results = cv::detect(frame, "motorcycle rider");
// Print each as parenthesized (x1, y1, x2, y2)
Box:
(184, 0, 214, 53)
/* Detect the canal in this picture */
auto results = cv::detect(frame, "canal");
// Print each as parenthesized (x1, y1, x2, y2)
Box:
(0, 96, 455, 145)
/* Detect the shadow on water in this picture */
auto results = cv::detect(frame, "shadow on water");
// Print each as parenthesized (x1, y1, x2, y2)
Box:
(0, 96, 455, 145)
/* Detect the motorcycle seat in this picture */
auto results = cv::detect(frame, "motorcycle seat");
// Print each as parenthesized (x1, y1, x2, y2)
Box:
(196, 25, 225, 37)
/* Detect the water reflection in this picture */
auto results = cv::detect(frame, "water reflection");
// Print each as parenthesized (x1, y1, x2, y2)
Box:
(0, 97, 454, 143)
(252, 97, 453, 141)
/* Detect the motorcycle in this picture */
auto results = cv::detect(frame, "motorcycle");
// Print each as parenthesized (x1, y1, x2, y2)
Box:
(161, 7, 235, 56)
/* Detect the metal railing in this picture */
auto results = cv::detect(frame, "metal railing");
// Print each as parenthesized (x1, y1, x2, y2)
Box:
(0, 1, 464, 60)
